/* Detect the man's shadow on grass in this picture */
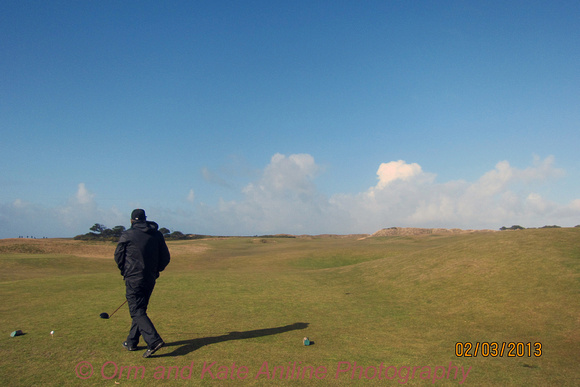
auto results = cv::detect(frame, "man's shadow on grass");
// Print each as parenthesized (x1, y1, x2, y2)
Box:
(156, 322, 309, 357)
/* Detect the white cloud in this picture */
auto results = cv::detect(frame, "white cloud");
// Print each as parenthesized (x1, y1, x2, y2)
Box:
(75, 183, 95, 204)
(187, 189, 195, 203)
(209, 153, 327, 234)
(525, 193, 550, 213)
(258, 153, 320, 193)
(56, 183, 99, 228)
(375, 160, 423, 188)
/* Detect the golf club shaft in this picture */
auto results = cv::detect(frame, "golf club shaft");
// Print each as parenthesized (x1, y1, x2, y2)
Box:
(109, 299, 128, 318)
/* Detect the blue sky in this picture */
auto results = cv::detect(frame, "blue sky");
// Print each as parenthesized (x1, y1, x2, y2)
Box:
(1, 1, 579, 238)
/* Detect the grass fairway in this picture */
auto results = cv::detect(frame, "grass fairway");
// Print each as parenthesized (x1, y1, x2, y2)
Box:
(0, 229, 579, 386)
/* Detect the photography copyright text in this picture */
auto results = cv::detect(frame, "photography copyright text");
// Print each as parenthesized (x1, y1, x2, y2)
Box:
(75, 360, 471, 384)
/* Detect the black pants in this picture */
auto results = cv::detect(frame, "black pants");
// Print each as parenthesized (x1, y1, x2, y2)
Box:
(125, 279, 162, 349)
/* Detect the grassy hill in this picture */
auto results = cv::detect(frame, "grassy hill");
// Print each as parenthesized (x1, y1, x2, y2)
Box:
(0, 229, 578, 385)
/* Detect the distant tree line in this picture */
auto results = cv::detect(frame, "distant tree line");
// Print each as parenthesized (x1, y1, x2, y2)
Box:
(499, 225, 573, 231)
(74, 224, 206, 242)
(500, 225, 525, 230)
(73, 224, 126, 241)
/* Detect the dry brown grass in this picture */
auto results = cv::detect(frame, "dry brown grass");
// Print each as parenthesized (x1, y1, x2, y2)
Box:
(0, 238, 210, 260)
(0, 238, 116, 258)
(369, 227, 497, 237)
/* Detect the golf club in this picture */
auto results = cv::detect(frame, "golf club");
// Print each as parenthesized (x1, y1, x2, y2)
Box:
(100, 300, 127, 319)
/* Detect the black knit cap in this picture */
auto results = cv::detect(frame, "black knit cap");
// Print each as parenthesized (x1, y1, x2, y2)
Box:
(131, 209, 146, 221)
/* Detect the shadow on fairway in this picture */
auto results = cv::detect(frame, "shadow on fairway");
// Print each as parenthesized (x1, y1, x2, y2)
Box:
(156, 322, 309, 357)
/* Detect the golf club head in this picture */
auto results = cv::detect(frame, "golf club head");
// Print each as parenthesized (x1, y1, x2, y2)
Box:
(100, 312, 110, 319)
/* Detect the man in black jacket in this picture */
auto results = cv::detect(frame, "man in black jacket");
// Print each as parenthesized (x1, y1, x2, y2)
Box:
(114, 209, 170, 358)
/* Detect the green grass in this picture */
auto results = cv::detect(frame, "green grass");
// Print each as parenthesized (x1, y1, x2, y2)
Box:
(0, 229, 579, 386)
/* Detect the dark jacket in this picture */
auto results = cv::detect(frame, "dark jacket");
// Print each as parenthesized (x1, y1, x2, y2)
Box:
(114, 220, 170, 282)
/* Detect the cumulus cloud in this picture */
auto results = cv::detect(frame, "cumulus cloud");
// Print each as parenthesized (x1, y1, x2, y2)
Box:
(258, 153, 320, 193)
(376, 160, 423, 188)
(466, 156, 563, 200)
(204, 153, 327, 234)
(56, 183, 99, 228)
(371, 157, 569, 230)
